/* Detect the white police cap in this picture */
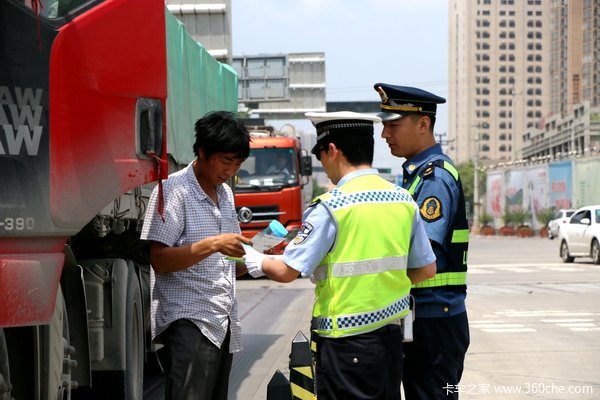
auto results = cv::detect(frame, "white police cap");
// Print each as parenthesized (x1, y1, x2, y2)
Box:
(305, 111, 381, 142)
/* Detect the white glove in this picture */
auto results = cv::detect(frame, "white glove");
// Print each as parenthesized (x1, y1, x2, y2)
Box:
(242, 244, 267, 278)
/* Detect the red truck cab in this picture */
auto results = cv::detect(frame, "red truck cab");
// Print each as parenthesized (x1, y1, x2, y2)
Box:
(235, 130, 312, 250)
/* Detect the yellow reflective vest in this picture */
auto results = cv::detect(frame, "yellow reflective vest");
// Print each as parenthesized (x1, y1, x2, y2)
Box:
(311, 174, 416, 338)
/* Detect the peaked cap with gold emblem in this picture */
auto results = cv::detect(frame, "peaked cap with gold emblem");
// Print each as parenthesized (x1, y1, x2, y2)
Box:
(373, 83, 446, 122)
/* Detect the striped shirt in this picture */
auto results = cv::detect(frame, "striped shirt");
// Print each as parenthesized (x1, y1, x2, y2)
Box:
(141, 162, 242, 353)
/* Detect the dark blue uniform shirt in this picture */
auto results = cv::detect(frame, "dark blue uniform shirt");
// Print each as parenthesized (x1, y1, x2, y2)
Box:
(402, 144, 467, 318)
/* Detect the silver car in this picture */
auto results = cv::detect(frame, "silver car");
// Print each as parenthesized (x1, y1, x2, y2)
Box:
(548, 209, 575, 239)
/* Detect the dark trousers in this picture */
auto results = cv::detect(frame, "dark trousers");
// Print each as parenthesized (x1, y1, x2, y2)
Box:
(311, 324, 403, 400)
(160, 319, 233, 400)
(402, 312, 470, 400)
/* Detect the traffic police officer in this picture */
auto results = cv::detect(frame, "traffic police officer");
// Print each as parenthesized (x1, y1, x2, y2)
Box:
(242, 111, 437, 400)
(374, 83, 470, 400)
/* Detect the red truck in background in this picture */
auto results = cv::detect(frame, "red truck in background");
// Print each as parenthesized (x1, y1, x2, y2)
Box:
(235, 127, 313, 250)
(0, 0, 237, 399)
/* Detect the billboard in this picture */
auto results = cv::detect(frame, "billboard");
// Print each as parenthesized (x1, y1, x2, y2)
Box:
(486, 171, 505, 226)
(574, 158, 600, 207)
(523, 166, 548, 229)
(548, 161, 572, 209)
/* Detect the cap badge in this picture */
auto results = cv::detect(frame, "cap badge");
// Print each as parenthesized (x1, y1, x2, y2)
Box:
(376, 86, 389, 104)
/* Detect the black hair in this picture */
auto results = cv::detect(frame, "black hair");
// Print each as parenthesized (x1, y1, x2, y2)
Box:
(324, 130, 374, 166)
(193, 111, 251, 159)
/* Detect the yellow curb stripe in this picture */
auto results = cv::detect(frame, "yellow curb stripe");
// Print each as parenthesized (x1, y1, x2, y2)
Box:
(291, 383, 315, 400)
(293, 366, 313, 379)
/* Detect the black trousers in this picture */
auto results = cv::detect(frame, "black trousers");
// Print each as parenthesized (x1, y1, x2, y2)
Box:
(402, 312, 470, 400)
(160, 319, 233, 400)
(311, 324, 403, 400)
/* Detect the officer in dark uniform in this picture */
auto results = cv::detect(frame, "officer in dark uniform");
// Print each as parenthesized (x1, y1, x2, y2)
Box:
(373, 83, 470, 400)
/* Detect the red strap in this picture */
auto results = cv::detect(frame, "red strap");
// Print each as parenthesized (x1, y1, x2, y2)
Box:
(31, 0, 43, 51)
(148, 152, 166, 222)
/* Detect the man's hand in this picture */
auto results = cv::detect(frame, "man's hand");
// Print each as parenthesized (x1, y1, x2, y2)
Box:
(212, 233, 252, 258)
(242, 244, 267, 277)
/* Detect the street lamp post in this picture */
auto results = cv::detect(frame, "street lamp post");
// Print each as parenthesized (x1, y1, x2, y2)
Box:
(471, 123, 488, 233)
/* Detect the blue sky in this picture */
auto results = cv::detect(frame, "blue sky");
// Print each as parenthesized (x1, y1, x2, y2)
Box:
(231, 0, 449, 171)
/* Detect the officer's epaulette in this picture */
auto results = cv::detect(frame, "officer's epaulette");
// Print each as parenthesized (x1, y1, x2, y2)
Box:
(308, 198, 321, 208)
(422, 162, 436, 180)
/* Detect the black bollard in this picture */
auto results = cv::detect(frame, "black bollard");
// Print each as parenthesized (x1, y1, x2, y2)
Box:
(289, 331, 316, 400)
(266, 370, 292, 400)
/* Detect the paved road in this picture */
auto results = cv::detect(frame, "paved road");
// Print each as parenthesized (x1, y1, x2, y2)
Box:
(144, 236, 600, 399)
(463, 236, 600, 399)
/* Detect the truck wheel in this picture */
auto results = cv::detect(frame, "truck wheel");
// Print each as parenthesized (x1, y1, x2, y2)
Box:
(591, 240, 600, 265)
(0, 329, 11, 400)
(124, 266, 144, 400)
(43, 287, 75, 400)
(72, 261, 143, 400)
(560, 241, 574, 263)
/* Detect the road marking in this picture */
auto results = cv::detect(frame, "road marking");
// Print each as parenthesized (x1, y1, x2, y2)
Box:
(496, 310, 597, 317)
(556, 322, 596, 328)
(481, 327, 537, 333)
(541, 318, 594, 323)
(570, 327, 600, 332)
(497, 267, 536, 273)
(471, 323, 524, 329)
(471, 263, 570, 268)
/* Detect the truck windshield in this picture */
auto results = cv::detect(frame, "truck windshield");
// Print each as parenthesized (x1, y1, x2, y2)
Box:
(236, 148, 298, 190)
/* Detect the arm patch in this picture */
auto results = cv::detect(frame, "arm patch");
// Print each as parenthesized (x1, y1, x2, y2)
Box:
(420, 196, 443, 222)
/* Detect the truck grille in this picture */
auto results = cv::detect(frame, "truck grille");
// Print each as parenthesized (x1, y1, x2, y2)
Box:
(236, 205, 284, 223)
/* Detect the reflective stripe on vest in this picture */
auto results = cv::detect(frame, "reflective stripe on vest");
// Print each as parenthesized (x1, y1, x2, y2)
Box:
(412, 271, 467, 288)
(313, 294, 411, 334)
(312, 256, 409, 282)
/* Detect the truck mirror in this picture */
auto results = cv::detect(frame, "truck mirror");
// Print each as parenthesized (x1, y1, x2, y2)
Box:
(300, 155, 312, 176)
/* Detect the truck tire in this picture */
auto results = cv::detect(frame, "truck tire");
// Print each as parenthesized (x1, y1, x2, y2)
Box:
(40, 287, 75, 400)
(72, 261, 143, 400)
(0, 329, 11, 400)
(123, 265, 144, 400)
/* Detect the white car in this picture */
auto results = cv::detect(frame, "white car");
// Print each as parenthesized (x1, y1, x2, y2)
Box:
(558, 205, 600, 264)
(547, 209, 575, 239)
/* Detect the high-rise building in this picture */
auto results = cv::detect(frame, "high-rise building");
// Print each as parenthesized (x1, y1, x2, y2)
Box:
(521, 0, 600, 161)
(551, 0, 600, 117)
(581, 0, 600, 109)
(448, 0, 551, 164)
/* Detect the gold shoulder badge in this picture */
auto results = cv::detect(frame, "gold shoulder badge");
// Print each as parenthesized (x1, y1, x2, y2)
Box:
(420, 196, 442, 222)
(408, 164, 416, 172)
(422, 164, 434, 178)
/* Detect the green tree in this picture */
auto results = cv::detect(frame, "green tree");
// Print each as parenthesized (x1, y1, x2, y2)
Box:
(536, 207, 556, 227)
(312, 184, 327, 198)
(456, 162, 486, 213)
